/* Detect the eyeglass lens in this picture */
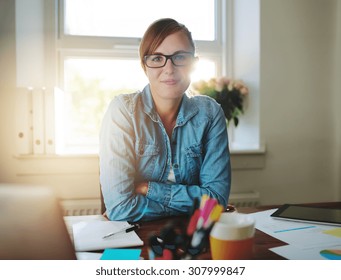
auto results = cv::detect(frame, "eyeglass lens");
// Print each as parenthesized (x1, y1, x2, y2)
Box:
(145, 52, 194, 68)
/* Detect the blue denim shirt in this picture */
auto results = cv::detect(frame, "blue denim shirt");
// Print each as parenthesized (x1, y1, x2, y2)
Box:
(99, 85, 231, 222)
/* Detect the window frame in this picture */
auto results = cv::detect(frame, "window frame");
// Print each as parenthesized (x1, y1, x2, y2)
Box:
(57, 0, 224, 53)
(56, 0, 226, 81)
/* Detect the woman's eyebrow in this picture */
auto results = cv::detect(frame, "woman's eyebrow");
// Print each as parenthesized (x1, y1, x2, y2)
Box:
(152, 50, 193, 55)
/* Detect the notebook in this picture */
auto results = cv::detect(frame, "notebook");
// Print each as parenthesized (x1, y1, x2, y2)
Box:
(70, 219, 144, 252)
(0, 184, 77, 260)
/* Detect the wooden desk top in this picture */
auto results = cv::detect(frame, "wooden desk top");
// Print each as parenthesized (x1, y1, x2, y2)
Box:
(136, 202, 341, 260)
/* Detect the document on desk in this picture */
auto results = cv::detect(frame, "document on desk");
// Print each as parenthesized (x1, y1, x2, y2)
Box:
(250, 209, 341, 249)
(72, 220, 144, 252)
(270, 244, 341, 260)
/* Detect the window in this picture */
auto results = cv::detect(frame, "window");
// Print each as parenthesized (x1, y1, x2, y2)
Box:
(56, 0, 225, 154)
(63, 0, 215, 40)
(15, 0, 261, 156)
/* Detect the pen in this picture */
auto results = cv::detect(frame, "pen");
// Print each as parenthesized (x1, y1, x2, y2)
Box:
(102, 224, 140, 239)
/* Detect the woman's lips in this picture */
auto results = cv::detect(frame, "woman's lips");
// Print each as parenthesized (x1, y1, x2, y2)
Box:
(162, 79, 178, 85)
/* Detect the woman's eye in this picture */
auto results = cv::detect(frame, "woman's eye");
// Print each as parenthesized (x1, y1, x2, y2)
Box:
(152, 56, 164, 62)
(173, 54, 185, 61)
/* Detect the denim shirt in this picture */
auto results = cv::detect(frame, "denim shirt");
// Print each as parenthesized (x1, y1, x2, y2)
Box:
(99, 85, 231, 222)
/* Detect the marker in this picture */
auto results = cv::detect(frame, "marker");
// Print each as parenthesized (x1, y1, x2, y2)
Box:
(190, 229, 206, 248)
(187, 209, 201, 236)
(102, 224, 140, 239)
(196, 198, 217, 229)
(203, 204, 224, 228)
(200, 194, 209, 210)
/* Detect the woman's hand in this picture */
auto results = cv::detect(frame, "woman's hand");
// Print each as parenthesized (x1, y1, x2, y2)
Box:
(135, 182, 149, 196)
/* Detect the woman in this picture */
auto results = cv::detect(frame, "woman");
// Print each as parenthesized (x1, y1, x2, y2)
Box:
(99, 18, 231, 222)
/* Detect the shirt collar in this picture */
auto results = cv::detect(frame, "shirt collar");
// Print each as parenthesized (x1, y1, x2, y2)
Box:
(142, 84, 199, 125)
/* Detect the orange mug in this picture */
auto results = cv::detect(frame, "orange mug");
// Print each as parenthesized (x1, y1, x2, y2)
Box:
(209, 212, 255, 260)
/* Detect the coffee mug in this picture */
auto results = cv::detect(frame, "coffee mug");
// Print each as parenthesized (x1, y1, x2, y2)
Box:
(209, 212, 255, 260)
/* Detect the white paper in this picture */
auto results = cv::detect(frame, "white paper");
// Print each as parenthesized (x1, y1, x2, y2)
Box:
(76, 252, 102, 260)
(64, 215, 107, 239)
(72, 220, 144, 252)
(271, 244, 341, 260)
(250, 209, 341, 250)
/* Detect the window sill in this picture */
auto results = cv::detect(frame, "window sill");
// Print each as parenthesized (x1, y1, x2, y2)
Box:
(13, 154, 99, 176)
(14, 145, 266, 175)
(14, 154, 99, 160)
(230, 145, 266, 170)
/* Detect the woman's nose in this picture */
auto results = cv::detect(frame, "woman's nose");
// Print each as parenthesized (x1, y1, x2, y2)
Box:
(163, 58, 175, 73)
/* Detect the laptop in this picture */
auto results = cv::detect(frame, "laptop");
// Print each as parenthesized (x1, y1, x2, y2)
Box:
(0, 184, 77, 260)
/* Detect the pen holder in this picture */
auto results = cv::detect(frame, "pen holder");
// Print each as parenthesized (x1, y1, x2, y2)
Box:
(148, 222, 188, 260)
(148, 197, 229, 260)
(147, 221, 213, 260)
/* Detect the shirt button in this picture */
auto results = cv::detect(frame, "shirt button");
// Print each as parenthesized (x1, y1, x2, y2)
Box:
(173, 164, 179, 169)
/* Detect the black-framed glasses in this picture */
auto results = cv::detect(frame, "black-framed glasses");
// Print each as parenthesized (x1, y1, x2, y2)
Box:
(144, 52, 195, 68)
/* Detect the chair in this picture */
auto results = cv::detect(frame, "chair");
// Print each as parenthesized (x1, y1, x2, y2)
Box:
(100, 184, 106, 214)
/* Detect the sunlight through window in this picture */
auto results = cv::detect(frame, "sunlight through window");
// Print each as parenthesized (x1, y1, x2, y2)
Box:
(64, 0, 215, 40)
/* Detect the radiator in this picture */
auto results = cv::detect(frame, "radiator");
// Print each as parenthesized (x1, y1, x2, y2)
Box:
(228, 191, 260, 208)
(61, 191, 260, 216)
(60, 199, 102, 216)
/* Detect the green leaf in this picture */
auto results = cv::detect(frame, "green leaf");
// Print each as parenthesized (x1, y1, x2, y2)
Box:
(233, 117, 239, 127)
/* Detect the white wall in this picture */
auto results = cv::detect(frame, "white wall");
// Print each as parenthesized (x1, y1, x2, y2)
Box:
(231, 0, 341, 204)
(232, 0, 339, 204)
(332, 0, 341, 200)
(0, 0, 17, 183)
(0, 0, 340, 204)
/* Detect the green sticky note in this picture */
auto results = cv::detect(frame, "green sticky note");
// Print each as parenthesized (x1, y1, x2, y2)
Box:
(100, 249, 142, 260)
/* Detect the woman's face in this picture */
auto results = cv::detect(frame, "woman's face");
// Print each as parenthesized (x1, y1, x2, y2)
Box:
(145, 31, 195, 103)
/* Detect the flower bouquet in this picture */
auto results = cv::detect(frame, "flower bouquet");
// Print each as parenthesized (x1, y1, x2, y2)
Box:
(191, 77, 249, 126)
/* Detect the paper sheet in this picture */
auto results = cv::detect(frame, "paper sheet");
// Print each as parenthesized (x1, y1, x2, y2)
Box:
(250, 209, 341, 249)
(249, 209, 341, 259)
(64, 215, 107, 240)
(76, 252, 103, 260)
(72, 220, 144, 251)
(270, 245, 341, 260)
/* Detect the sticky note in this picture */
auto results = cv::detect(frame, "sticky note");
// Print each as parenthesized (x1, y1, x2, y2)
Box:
(323, 228, 341, 238)
(100, 249, 142, 260)
(320, 249, 341, 260)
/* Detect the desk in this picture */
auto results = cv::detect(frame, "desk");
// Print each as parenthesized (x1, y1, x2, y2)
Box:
(136, 202, 341, 260)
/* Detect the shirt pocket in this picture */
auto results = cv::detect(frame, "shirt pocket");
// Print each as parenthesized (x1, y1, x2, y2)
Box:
(135, 142, 160, 179)
(185, 143, 204, 178)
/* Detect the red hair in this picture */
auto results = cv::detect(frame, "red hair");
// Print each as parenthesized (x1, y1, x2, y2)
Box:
(139, 18, 195, 71)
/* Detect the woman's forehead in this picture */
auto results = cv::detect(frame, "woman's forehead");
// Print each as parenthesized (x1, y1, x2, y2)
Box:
(153, 31, 194, 55)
